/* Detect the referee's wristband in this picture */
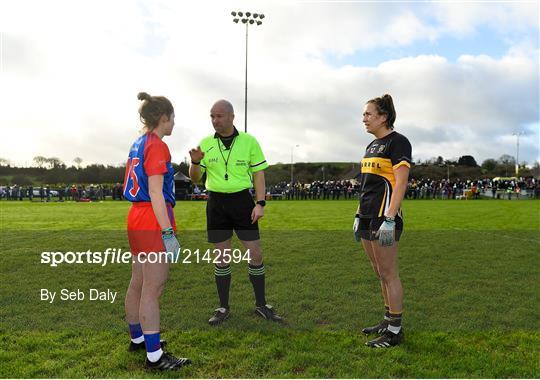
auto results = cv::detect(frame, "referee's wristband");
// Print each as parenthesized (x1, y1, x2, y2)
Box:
(355, 213, 360, 218)
(191, 161, 200, 165)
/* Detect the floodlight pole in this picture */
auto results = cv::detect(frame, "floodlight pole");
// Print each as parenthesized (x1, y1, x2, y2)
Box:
(446, 163, 454, 181)
(231, 11, 264, 133)
(244, 23, 248, 133)
(291, 145, 299, 184)
(512, 131, 524, 176)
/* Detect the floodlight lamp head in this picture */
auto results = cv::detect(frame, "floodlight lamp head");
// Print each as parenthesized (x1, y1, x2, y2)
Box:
(231, 11, 237, 16)
(242, 18, 247, 23)
(260, 14, 265, 19)
(253, 13, 259, 18)
(233, 18, 239, 23)
(256, 21, 262, 25)
(246, 12, 251, 17)
(238, 11, 243, 17)
(249, 19, 254, 24)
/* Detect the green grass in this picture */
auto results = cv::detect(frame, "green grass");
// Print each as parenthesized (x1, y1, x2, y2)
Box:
(0, 199, 539, 378)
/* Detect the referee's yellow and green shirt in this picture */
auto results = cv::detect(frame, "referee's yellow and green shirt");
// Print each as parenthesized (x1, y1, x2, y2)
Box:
(199, 128, 269, 193)
(359, 131, 412, 218)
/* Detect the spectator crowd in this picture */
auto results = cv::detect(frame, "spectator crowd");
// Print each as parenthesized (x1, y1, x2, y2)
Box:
(267, 177, 539, 200)
(1, 177, 538, 202)
(406, 177, 538, 200)
(268, 180, 358, 200)
(0, 183, 125, 202)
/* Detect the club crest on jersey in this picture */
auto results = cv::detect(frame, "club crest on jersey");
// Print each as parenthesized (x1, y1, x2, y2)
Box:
(377, 145, 386, 153)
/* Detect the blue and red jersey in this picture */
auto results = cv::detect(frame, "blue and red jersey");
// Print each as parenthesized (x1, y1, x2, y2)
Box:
(123, 132, 176, 207)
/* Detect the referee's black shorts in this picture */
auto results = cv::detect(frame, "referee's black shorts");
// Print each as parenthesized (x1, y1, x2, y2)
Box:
(206, 189, 260, 243)
(359, 215, 404, 242)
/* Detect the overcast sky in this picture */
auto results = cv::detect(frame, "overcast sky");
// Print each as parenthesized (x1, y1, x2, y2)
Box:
(1, 0, 538, 167)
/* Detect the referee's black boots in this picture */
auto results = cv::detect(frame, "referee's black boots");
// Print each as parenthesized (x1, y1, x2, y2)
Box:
(255, 304, 283, 322)
(208, 307, 230, 325)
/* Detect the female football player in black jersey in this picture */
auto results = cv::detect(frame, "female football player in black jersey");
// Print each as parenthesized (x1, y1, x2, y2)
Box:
(353, 94, 412, 348)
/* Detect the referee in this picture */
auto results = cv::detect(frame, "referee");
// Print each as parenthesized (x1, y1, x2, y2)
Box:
(189, 99, 283, 325)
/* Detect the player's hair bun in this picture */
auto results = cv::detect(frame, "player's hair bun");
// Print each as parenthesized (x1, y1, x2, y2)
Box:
(137, 92, 152, 101)
(137, 93, 174, 130)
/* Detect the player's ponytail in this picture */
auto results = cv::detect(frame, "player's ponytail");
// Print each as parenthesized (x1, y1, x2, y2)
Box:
(137, 92, 152, 102)
(137, 92, 174, 132)
(367, 94, 396, 130)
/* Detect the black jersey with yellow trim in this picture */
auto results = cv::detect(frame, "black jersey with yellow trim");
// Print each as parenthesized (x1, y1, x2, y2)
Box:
(359, 131, 412, 218)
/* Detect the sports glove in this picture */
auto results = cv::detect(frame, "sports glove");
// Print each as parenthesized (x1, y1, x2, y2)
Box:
(162, 227, 181, 262)
(353, 213, 361, 242)
(375, 218, 395, 247)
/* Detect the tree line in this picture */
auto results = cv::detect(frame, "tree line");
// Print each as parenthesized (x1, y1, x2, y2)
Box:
(0, 154, 538, 186)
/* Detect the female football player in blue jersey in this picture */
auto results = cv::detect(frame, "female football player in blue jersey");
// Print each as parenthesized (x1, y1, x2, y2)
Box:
(353, 94, 412, 348)
(122, 92, 191, 370)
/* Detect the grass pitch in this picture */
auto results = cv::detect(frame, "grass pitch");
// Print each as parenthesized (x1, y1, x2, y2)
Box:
(0, 199, 539, 378)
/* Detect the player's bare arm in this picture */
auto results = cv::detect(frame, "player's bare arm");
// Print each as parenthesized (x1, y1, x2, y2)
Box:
(385, 166, 409, 218)
(251, 170, 266, 223)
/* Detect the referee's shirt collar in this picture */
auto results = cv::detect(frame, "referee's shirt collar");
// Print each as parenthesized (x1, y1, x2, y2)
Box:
(214, 126, 240, 139)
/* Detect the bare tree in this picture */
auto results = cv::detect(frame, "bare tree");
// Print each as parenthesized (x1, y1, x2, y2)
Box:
(33, 156, 48, 168)
(498, 154, 516, 177)
(45, 157, 65, 169)
(74, 157, 83, 168)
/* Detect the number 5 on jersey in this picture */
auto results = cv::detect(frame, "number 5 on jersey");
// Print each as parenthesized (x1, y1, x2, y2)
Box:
(123, 157, 140, 197)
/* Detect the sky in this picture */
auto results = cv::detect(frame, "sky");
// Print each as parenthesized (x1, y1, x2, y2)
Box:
(1, 0, 539, 168)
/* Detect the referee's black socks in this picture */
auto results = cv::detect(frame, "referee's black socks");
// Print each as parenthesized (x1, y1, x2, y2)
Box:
(248, 263, 266, 307)
(214, 264, 232, 309)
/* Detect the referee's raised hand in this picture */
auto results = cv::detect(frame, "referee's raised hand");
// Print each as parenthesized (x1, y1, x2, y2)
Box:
(189, 146, 204, 163)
